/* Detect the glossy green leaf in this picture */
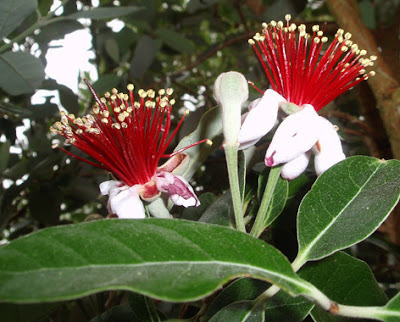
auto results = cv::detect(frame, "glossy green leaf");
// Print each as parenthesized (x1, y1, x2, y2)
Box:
(155, 29, 195, 54)
(91, 304, 136, 322)
(0, 0, 36, 39)
(127, 292, 164, 322)
(0, 219, 310, 303)
(297, 156, 400, 264)
(66, 6, 144, 20)
(303, 252, 387, 321)
(0, 52, 45, 95)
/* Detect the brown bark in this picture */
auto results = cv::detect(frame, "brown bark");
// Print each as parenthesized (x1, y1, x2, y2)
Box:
(326, 0, 400, 245)
(326, 0, 400, 160)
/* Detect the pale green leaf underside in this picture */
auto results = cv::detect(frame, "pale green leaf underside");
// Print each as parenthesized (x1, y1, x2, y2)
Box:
(0, 219, 309, 303)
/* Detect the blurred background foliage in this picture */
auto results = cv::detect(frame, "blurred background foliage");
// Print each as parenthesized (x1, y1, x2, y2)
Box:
(1, 0, 400, 320)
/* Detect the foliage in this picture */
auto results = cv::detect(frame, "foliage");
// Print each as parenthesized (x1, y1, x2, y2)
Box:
(1, 0, 400, 321)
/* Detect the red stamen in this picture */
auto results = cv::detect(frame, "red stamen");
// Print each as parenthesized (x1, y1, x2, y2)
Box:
(51, 82, 209, 187)
(249, 15, 375, 111)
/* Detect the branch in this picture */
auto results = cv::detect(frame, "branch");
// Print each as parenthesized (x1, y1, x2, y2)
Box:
(326, 0, 400, 159)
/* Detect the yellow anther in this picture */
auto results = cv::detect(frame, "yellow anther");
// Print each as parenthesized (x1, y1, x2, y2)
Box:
(169, 98, 176, 105)
(360, 49, 367, 56)
(92, 107, 100, 114)
(158, 89, 166, 96)
(100, 97, 107, 104)
(60, 111, 67, 117)
(321, 37, 328, 43)
(262, 22, 268, 29)
(134, 101, 141, 108)
(317, 31, 323, 37)
(270, 20, 277, 27)
(126, 107, 133, 113)
(147, 89, 155, 98)
(111, 123, 121, 129)
(285, 14, 291, 21)
(127, 84, 134, 91)
(50, 126, 57, 132)
(110, 94, 117, 101)
(312, 25, 319, 32)
(345, 40, 352, 46)
(248, 39, 255, 45)
(87, 115, 95, 122)
(337, 28, 344, 35)
(117, 93, 124, 100)
(103, 110, 110, 118)
(341, 46, 348, 52)
(121, 122, 128, 128)
(314, 37, 320, 44)
(370, 55, 377, 61)
(369, 71, 376, 76)
(206, 139, 213, 146)
(277, 21, 283, 28)
(101, 118, 109, 123)
(111, 88, 118, 95)
(290, 23, 296, 31)
(118, 114, 126, 122)
(359, 69, 366, 74)
(299, 31, 306, 38)
(51, 143, 59, 149)
(104, 92, 111, 98)
(344, 32, 352, 39)
(114, 107, 121, 113)
(76, 129, 83, 134)
(166, 88, 174, 96)
(138, 89, 147, 98)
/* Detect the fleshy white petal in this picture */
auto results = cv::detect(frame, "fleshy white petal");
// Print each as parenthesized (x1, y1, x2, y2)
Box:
(99, 180, 145, 219)
(265, 104, 322, 166)
(281, 152, 311, 180)
(155, 172, 200, 208)
(238, 89, 286, 150)
(314, 117, 346, 176)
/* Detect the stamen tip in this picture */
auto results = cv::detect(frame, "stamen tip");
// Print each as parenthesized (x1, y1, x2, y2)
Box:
(206, 139, 213, 146)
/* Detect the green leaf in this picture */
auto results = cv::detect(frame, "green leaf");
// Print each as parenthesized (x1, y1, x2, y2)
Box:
(297, 156, 400, 264)
(0, 52, 45, 95)
(303, 252, 387, 321)
(127, 292, 163, 322)
(130, 35, 161, 79)
(105, 38, 120, 62)
(209, 301, 265, 322)
(65, 6, 144, 20)
(155, 29, 195, 54)
(0, 0, 36, 39)
(198, 190, 234, 227)
(91, 74, 121, 96)
(359, 0, 376, 29)
(263, 251, 388, 322)
(381, 293, 400, 322)
(206, 278, 268, 319)
(0, 140, 11, 174)
(0, 219, 311, 303)
(90, 304, 136, 322)
(174, 106, 223, 180)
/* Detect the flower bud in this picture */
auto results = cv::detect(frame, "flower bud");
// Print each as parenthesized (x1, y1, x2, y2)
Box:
(214, 71, 249, 145)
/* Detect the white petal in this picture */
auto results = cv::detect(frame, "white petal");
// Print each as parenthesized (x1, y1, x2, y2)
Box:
(100, 180, 146, 219)
(281, 152, 311, 180)
(265, 104, 322, 166)
(314, 117, 346, 176)
(238, 89, 286, 150)
(155, 172, 200, 208)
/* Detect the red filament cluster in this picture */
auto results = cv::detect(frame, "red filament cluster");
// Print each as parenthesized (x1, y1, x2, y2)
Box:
(249, 14, 376, 111)
(51, 81, 206, 186)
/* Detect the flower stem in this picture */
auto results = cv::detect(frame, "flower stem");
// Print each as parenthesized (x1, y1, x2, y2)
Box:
(224, 143, 246, 233)
(250, 165, 283, 237)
